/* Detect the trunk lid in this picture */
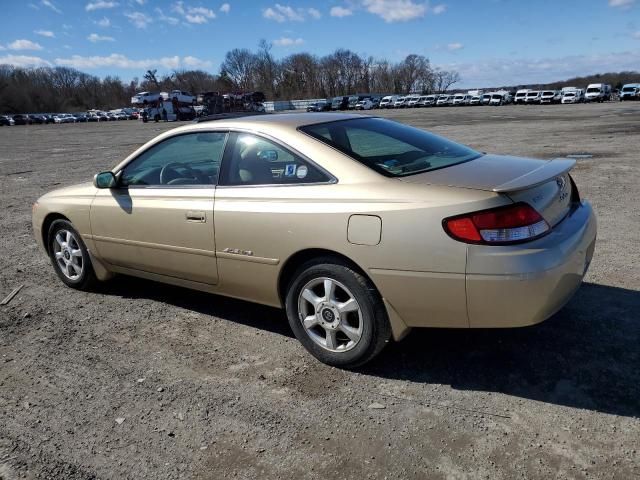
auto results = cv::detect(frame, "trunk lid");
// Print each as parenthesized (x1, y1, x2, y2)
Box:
(400, 154, 575, 227)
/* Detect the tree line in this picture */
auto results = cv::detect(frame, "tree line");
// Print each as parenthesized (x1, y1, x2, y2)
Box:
(0, 43, 460, 113)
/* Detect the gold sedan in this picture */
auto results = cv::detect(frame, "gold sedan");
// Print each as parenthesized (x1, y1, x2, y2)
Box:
(32, 113, 597, 367)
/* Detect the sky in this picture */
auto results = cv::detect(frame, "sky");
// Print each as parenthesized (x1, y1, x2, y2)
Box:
(1, 0, 639, 88)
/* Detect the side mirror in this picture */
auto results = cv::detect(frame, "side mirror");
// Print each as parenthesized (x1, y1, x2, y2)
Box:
(258, 149, 278, 161)
(93, 171, 117, 189)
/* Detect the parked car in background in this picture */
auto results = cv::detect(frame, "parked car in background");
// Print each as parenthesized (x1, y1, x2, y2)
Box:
(355, 98, 375, 110)
(27, 114, 45, 124)
(379, 95, 398, 108)
(561, 90, 580, 104)
(13, 114, 31, 125)
(525, 91, 541, 104)
(585, 83, 611, 103)
(420, 95, 438, 106)
(162, 90, 195, 104)
(540, 90, 562, 104)
(469, 95, 481, 105)
(393, 97, 407, 108)
(131, 91, 162, 105)
(331, 96, 349, 111)
(32, 113, 597, 368)
(436, 95, 451, 106)
(619, 83, 640, 101)
(452, 94, 471, 106)
(514, 89, 531, 104)
(73, 113, 88, 122)
(489, 91, 512, 105)
(406, 96, 421, 107)
(0, 115, 14, 126)
(307, 101, 332, 112)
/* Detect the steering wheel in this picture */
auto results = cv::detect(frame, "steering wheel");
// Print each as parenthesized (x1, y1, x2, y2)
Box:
(159, 162, 202, 185)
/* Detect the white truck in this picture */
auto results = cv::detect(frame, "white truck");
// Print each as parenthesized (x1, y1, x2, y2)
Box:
(489, 90, 513, 105)
(585, 83, 611, 103)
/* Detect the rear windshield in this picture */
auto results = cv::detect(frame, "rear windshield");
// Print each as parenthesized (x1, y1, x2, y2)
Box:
(299, 117, 481, 177)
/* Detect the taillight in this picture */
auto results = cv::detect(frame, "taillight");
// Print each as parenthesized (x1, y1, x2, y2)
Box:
(443, 202, 550, 245)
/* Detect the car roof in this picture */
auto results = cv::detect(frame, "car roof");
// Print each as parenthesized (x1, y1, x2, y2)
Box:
(180, 112, 367, 134)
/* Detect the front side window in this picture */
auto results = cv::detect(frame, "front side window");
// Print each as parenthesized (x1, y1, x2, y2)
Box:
(300, 117, 481, 177)
(120, 132, 227, 187)
(220, 133, 330, 186)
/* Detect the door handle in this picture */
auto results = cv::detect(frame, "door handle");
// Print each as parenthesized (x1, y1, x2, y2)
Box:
(185, 211, 206, 223)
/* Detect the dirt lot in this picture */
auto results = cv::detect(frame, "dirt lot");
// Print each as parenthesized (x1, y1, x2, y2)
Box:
(1, 103, 639, 479)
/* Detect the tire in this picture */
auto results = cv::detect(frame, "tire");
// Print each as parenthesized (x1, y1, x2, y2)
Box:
(47, 219, 98, 291)
(285, 258, 391, 369)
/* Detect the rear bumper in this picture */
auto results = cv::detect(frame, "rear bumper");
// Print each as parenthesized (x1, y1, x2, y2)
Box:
(465, 201, 597, 327)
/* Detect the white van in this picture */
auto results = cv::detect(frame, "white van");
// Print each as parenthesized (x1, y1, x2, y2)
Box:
(620, 83, 640, 101)
(540, 90, 562, 104)
(379, 95, 397, 108)
(452, 94, 471, 105)
(514, 89, 530, 104)
(524, 91, 541, 104)
(585, 83, 611, 102)
(561, 90, 579, 104)
(490, 91, 512, 105)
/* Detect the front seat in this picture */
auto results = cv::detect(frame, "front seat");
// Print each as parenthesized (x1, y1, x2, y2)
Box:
(237, 149, 274, 184)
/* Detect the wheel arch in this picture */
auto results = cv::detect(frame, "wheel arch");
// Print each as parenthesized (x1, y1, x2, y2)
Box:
(41, 212, 70, 253)
(277, 248, 411, 341)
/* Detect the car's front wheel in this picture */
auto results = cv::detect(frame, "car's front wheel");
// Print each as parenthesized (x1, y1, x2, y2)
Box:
(48, 219, 97, 291)
(285, 259, 391, 368)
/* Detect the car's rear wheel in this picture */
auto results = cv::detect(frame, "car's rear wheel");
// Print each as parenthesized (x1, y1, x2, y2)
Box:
(48, 219, 97, 291)
(285, 259, 391, 368)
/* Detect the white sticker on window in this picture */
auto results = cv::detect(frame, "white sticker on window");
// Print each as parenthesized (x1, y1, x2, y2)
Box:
(285, 164, 297, 176)
(296, 165, 308, 179)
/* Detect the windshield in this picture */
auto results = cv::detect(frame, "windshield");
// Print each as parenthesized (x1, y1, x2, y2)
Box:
(491, 95, 502, 100)
(564, 92, 575, 97)
(526, 92, 538, 97)
(586, 88, 600, 93)
(300, 117, 481, 178)
(622, 87, 636, 92)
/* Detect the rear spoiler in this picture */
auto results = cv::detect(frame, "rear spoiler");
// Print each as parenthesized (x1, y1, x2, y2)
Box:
(492, 158, 576, 193)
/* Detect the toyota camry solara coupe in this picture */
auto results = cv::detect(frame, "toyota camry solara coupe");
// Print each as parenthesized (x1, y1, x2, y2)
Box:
(32, 113, 597, 368)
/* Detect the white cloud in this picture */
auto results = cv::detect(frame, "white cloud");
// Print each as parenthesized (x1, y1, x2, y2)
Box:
(0, 54, 51, 67)
(220, 3, 230, 13)
(185, 7, 216, 23)
(53, 53, 211, 70)
(445, 50, 640, 88)
(125, 12, 151, 28)
(85, 1, 118, 12)
(155, 8, 180, 24)
(171, 2, 216, 24)
(362, 0, 426, 22)
(34, 30, 55, 38)
(431, 3, 446, 14)
(135, 0, 146, 4)
(88, 33, 115, 42)
(608, 0, 635, 7)
(330, 6, 353, 17)
(8, 39, 43, 51)
(183, 55, 213, 67)
(96, 17, 111, 27)
(307, 7, 321, 19)
(263, 4, 305, 22)
(0, 45, 4, 51)
(273, 36, 304, 46)
(41, 0, 61, 13)
(447, 42, 463, 51)
(633, 30, 640, 39)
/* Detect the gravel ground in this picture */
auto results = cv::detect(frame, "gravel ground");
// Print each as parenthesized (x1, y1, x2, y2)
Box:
(0, 103, 639, 479)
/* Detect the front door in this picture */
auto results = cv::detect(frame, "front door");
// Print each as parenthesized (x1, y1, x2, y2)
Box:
(90, 131, 227, 285)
